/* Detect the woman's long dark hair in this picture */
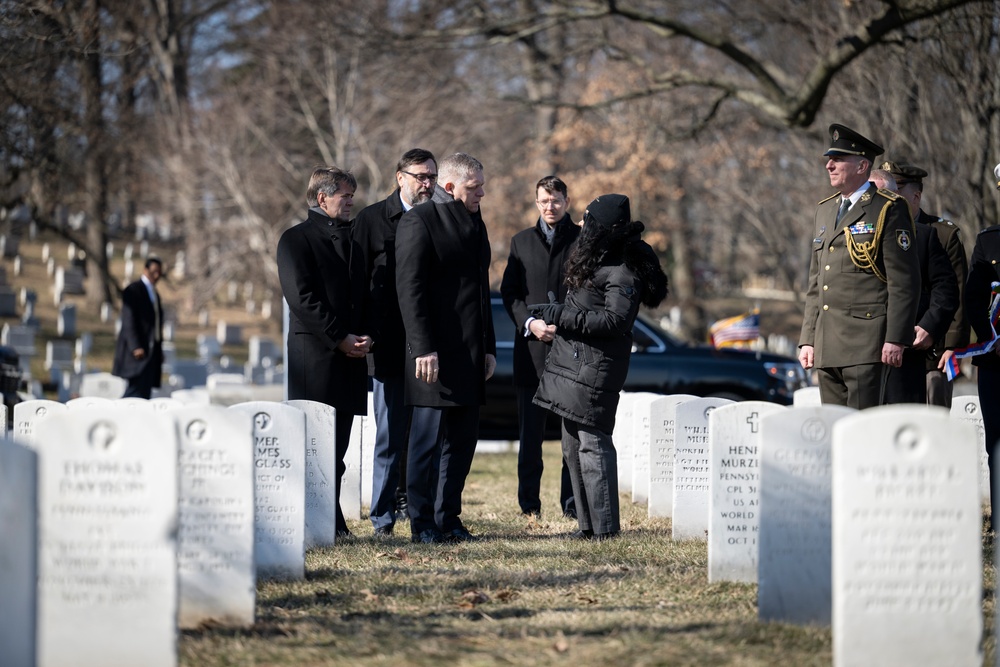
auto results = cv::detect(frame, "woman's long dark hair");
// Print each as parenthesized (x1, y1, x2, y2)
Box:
(564, 220, 668, 308)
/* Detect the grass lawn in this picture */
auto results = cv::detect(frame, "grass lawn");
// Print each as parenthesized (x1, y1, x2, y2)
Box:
(179, 442, 998, 667)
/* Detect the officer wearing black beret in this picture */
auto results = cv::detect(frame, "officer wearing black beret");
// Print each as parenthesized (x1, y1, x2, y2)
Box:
(798, 124, 921, 408)
(882, 159, 970, 407)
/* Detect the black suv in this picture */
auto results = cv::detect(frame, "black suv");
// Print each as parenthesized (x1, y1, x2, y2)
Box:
(481, 296, 809, 440)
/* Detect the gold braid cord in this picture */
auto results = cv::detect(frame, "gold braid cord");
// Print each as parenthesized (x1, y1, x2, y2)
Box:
(845, 199, 899, 283)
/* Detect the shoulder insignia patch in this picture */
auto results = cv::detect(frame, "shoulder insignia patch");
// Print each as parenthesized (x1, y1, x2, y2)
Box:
(896, 229, 912, 251)
(877, 189, 901, 201)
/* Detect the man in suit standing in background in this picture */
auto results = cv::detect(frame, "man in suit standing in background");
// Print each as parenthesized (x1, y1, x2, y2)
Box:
(277, 165, 370, 539)
(112, 257, 165, 399)
(501, 175, 579, 519)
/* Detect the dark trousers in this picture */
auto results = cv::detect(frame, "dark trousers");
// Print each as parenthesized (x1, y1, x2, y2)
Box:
(562, 419, 620, 536)
(883, 350, 926, 404)
(980, 366, 1000, 533)
(333, 409, 354, 535)
(122, 357, 161, 399)
(817, 363, 884, 409)
(925, 369, 953, 408)
(516, 386, 574, 515)
(407, 405, 480, 534)
(370, 376, 434, 530)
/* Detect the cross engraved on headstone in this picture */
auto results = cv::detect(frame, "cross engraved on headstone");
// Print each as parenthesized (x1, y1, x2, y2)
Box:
(746, 411, 760, 433)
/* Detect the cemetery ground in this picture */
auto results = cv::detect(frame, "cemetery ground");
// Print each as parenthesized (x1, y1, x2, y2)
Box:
(180, 445, 999, 667)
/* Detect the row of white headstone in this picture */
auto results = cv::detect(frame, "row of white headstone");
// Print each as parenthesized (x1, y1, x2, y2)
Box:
(0, 396, 370, 667)
(611, 388, 988, 667)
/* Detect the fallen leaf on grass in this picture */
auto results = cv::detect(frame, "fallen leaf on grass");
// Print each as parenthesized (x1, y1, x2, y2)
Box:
(494, 589, 519, 602)
(457, 590, 490, 608)
(359, 589, 380, 603)
(553, 632, 569, 653)
(577, 595, 597, 605)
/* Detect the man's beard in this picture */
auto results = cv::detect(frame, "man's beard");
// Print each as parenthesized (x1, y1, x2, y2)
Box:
(411, 189, 432, 204)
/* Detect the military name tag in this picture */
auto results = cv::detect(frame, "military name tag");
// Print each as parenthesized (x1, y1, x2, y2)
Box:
(896, 229, 912, 250)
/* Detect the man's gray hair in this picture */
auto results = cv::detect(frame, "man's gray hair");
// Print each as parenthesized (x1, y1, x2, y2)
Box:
(438, 153, 483, 184)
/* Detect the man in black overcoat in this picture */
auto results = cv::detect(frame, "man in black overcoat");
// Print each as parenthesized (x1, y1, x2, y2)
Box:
(277, 166, 370, 539)
(112, 257, 165, 399)
(353, 148, 441, 537)
(500, 175, 579, 519)
(395, 152, 496, 544)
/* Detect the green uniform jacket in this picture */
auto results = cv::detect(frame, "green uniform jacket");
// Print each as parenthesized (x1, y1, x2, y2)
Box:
(799, 183, 920, 368)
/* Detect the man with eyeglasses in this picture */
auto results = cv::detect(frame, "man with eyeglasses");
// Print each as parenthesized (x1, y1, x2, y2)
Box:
(500, 176, 580, 520)
(278, 165, 370, 540)
(882, 160, 970, 408)
(353, 148, 442, 537)
(395, 152, 496, 544)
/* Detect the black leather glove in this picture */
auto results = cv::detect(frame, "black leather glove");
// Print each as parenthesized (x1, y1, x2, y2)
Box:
(528, 303, 564, 325)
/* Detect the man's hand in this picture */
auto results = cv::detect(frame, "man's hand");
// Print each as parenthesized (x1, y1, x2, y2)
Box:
(485, 353, 496, 380)
(797, 345, 814, 370)
(912, 326, 933, 350)
(415, 352, 439, 384)
(882, 342, 905, 368)
(528, 318, 556, 342)
(937, 349, 954, 371)
(132, 348, 146, 360)
(337, 334, 369, 358)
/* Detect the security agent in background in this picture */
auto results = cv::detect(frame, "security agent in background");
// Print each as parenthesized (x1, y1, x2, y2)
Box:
(500, 175, 580, 520)
(112, 257, 164, 399)
(882, 160, 970, 408)
(798, 124, 921, 408)
(964, 162, 1000, 534)
(867, 169, 958, 405)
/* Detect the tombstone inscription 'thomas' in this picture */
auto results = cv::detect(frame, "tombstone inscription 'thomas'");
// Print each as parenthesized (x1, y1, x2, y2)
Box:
(34, 409, 179, 667)
(832, 406, 981, 667)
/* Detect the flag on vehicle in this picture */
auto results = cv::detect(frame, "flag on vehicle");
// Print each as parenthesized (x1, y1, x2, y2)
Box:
(709, 311, 760, 348)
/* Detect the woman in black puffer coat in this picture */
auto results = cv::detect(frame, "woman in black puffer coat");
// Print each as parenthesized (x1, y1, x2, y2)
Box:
(531, 193, 668, 540)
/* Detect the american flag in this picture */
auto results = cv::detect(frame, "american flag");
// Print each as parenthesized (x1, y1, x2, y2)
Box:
(709, 311, 760, 348)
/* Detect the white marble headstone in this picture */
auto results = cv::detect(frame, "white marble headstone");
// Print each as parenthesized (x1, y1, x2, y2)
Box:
(793, 386, 822, 407)
(832, 406, 981, 667)
(230, 401, 306, 580)
(0, 438, 38, 667)
(66, 396, 115, 410)
(629, 392, 661, 505)
(174, 405, 255, 629)
(340, 396, 368, 521)
(613, 392, 639, 494)
(286, 400, 339, 547)
(708, 401, 785, 583)
(648, 394, 696, 518)
(78, 371, 127, 399)
(758, 405, 854, 624)
(949, 395, 989, 503)
(12, 399, 67, 447)
(360, 392, 375, 510)
(671, 397, 734, 541)
(34, 409, 179, 667)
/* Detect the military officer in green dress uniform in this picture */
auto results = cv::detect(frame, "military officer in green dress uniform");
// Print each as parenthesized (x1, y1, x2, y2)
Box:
(798, 124, 921, 409)
(881, 160, 970, 408)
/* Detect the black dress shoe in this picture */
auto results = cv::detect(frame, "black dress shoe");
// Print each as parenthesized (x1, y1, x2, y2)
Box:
(592, 530, 620, 542)
(395, 496, 409, 521)
(444, 526, 476, 543)
(563, 509, 578, 520)
(373, 526, 393, 537)
(567, 529, 594, 540)
(411, 528, 444, 544)
(522, 509, 541, 519)
(336, 528, 352, 539)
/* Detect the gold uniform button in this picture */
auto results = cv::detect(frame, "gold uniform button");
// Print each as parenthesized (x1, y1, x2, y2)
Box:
(824, 265, 830, 271)
(823, 305, 829, 311)
(866, 312, 872, 318)
(823, 285, 829, 291)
